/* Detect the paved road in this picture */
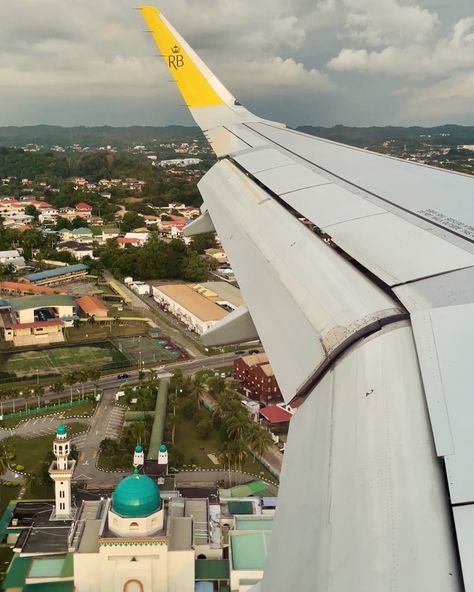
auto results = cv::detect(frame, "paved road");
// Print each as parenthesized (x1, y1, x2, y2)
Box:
(103, 271, 202, 358)
(0, 352, 238, 416)
(73, 388, 126, 487)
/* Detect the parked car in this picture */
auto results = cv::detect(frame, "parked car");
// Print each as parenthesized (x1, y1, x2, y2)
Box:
(117, 373, 130, 380)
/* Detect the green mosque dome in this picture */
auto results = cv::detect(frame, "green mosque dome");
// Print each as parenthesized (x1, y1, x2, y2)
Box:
(112, 470, 161, 518)
(135, 444, 143, 453)
(159, 444, 167, 453)
(57, 424, 67, 435)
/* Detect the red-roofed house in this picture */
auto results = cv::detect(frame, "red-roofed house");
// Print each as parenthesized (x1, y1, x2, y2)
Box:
(117, 237, 141, 248)
(77, 295, 108, 318)
(260, 405, 293, 425)
(75, 202, 93, 219)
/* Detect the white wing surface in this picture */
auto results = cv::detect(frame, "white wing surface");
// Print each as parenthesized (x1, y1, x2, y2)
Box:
(140, 6, 474, 591)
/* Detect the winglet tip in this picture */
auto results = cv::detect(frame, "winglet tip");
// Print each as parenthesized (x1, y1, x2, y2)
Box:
(139, 5, 160, 15)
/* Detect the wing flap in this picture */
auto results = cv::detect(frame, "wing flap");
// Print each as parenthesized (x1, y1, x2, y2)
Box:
(199, 159, 402, 401)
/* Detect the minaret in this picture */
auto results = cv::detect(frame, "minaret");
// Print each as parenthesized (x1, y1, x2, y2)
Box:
(158, 444, 168, 467)
(49, 424, 75, 519)
(133, 444, 144, 468)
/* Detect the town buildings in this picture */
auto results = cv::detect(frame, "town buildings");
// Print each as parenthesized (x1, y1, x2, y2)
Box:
(152, 282, 242, 335)
(233, 353, 282, 404)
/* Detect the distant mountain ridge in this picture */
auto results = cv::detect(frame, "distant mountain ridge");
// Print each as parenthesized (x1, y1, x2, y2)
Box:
(0, 123, 473, 148)
(0, 125, 202, 148)
(296, 124, 474, 146)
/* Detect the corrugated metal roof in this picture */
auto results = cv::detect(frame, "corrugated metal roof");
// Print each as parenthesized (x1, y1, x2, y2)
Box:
(10, 294, 75, 311)
(25, 264, 88, 282)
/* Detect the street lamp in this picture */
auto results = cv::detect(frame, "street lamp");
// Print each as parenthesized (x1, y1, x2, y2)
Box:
(35, 368, 39, 386)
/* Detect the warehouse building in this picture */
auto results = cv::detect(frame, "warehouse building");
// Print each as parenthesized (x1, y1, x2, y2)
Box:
(152, 283, 232, 335)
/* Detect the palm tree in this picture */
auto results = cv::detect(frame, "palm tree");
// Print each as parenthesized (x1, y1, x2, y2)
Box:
(249, 424, 273, 461)
(64, 372, 78, 403)
(130, 420, 147, 444)
(88, 367, 101, 397)
(52, 381, 65, 404)
(224, 412, 248, 442)
(191, 379, 206, 409)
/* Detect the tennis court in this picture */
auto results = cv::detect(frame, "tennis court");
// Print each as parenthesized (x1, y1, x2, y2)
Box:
(114, 336, 180, 365)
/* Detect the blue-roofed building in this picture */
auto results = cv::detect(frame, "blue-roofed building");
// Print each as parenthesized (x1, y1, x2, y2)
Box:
(24, 264, 89, 287)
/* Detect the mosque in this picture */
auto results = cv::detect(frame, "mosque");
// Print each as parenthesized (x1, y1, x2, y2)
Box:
(1, 425, 275, 592)
(2, 426, 199, 591)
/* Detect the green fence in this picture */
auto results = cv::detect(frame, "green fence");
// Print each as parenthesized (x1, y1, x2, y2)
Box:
(0, 397, 92, 423)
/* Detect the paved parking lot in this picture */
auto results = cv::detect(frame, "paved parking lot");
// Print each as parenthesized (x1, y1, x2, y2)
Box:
(104, 407, 125, 440)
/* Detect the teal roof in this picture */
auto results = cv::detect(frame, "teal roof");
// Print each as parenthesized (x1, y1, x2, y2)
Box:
(135, 444, 143, 453)
(24, 264, 89, 283)
(10, 294, 75, 311)
(71, 227, 92, 235)
(57, 424, 67, 435)
(159, 444, 167, 452)
(112, 471, 161, 518)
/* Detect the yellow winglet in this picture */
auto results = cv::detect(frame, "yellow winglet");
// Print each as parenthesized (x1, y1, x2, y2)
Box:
(140, 6, 226, 108)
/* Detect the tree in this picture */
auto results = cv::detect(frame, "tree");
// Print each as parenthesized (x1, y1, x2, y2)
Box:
(25, 204, 39, 220)
(64, 373, 78, 403)
(130, 420, 147, 444)
(52, 381, 64, 403)
(120, 211, 145, 232)
(190, 233, 217, 254)
(224, 412, 248, 442)
(249, 423, 273, 460)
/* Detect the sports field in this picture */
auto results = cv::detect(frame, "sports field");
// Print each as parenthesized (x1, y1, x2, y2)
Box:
(0, 342, 129, 378)
(115, 336, 180, 365)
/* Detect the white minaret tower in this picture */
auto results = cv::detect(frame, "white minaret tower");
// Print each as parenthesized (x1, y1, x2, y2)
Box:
(158, 444, 168, 466)
(49, 424, 75, 519)
(133, 444, 144, 467)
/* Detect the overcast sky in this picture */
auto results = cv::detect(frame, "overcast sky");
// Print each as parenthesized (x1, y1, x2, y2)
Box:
(0, 0, 473, 128)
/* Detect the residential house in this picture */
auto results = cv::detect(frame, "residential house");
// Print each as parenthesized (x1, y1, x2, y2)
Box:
(75, 202, 93, 219)
(59, 227, 94, 244)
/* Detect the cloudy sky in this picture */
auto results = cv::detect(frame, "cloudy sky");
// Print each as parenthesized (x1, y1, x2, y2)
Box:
(0, 0, 473, 127)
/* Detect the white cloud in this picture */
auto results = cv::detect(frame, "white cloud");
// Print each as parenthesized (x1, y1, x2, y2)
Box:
(231, 56, 335, 94)
(399, 71, 474, 120)
(327, 16, 474, 76)
(316, 0, 337, 14)
(342, 0, 439, 46)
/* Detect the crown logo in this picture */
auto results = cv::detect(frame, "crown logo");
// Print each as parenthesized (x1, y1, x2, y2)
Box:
(171, 44, 181, 54)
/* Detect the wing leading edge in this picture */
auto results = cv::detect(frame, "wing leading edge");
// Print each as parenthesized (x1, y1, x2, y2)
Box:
(140, 7, 474, 591)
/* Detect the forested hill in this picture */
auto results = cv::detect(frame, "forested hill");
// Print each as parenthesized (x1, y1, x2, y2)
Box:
(296, 124, 474, 147)
(1, 123, 474, 149)
(0, 125, 203, 148)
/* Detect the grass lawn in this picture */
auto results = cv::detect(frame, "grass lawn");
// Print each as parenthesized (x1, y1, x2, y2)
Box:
(173, 414, 276, 482)
(0, 545, 13, 586)
(2, 423, 89, 473)
(0, 400, 96, 429)
(65, 322, 148, 343)
(0, 488, 20, 519)
(0, 342, 129, 378)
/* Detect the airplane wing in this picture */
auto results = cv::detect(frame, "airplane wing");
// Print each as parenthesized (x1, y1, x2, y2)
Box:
(140, 6, 474, 591)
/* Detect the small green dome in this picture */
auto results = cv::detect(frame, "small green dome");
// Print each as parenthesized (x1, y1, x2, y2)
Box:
(112, 471, 161, 518)
(135, 444, 143, 453)
(57, 424, 67, 435)
(159, 444, 167, 453)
